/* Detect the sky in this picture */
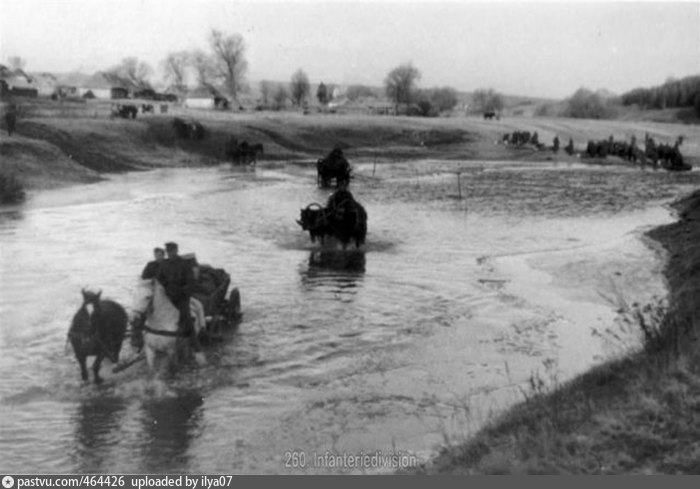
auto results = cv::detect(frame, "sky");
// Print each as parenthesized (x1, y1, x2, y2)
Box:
(0, 0, 698, 99)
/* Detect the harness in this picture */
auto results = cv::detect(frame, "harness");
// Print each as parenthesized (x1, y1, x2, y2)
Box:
(143, 324, 189, 337)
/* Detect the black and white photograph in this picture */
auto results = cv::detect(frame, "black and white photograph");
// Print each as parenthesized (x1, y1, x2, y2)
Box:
(1, 0, 699, 476)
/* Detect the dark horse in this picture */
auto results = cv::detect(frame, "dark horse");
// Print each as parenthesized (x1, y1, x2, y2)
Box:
(297, 189, 367, 249)
(5, 110, 17, 136)
(172, 118, 205, 140)
(224, 136, 264, 165)
(316, 148, 352, 188)
(68, 289, 127, 384)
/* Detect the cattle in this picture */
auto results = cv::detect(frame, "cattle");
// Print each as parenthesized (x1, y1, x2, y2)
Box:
(483, 111, 497, 120)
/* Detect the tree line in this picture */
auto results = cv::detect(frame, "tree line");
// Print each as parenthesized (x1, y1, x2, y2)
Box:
(620, 75, 700, 114)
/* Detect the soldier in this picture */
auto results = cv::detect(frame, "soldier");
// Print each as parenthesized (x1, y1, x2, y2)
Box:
(157, 242, 201, 352)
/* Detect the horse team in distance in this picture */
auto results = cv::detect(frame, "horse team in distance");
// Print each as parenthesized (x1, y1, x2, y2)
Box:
(317, 147, 352, 188)
(110, 104, 139, 119)
(502, 130, 691, 171)
(224, 136, 264, 165)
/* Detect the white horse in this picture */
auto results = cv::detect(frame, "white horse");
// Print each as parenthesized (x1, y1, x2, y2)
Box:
(143, 281, 205, 372)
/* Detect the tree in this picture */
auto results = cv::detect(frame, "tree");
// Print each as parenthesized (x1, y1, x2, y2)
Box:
(108, 57, 153, 90)
(290, 69, 310, 107)
(189, 49, 216, 86)
(273, 86, 289, 110)
(472, 88, 503, 113)
(429, 86, 459, 113)
(209, 29, 248, 100)
(384, 63, 421, 109)
(564, 87, 615, 119)
(161, 51, 190, 92)
(317, 82, 330, 106)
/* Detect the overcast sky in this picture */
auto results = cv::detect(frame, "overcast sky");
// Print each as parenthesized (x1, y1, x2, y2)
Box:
(0, 0, 698, 99)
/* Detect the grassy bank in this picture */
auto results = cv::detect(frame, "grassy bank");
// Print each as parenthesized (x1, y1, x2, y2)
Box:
(2, 97, 698, 196)
(415, 189, 700, 474)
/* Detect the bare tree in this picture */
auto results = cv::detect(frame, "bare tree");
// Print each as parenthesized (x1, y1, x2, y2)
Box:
(209, 30, 248, 101)
(189, 49, 216, 87)
(108, 57, 153, 90)
(471, 88, 503, 114)
(161, 51, 190, 92)
(385, 63, 421, 110)
(290, 69, 310, 107)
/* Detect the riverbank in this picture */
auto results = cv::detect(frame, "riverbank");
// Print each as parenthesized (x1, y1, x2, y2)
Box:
(3, 101, 700, 473)
(2, 98, 698, 196)
(415, 188, 700, 474)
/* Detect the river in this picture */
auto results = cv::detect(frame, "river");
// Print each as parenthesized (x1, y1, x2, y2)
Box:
(1, 160, 698, 473)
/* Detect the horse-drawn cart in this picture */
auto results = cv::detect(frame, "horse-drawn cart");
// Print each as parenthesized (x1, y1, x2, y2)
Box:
(111, 264, 242, 374)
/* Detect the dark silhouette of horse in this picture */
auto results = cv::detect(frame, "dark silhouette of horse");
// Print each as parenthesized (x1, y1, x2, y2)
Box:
(68, 289, 127, 384)
(316, 148, 352, 188)
(111, 104, 138, 119)
(188, 121, 205, 140)
(4, 110, 17, 136)
(297, 189, 367, 249)
(224, 137, 264, 165)
(483, 111, 497, 120)
(172, 118, 205, 140)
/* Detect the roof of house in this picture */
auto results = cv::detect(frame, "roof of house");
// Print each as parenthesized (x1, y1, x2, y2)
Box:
(186, 84, 228, 100)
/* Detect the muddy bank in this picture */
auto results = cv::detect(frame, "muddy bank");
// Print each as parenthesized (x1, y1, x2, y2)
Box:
(417, 189, 700, 474)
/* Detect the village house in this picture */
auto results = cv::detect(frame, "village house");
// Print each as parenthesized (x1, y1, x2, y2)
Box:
(183, 85, 229, 110)
(0, 66, 38, 98)
(77, 72, 129, 99)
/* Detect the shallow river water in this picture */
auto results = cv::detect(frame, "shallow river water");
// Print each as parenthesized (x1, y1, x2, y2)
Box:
(1, 160, 699, 473)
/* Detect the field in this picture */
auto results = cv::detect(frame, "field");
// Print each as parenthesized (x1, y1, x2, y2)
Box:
(2, 97, 700, 473)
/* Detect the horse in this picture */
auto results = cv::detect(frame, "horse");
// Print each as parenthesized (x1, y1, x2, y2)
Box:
(142, 281, 205, 373)
(297, 203, 333, 244)
(225, 137, 264, 165)
(4, 111, 16, 136)
(172, 118, 189, 139)
(316, 148, 352, 188)
(188, 121, 205, 140)
(68, 289, 127, 384)
(297, 189, 368, 249)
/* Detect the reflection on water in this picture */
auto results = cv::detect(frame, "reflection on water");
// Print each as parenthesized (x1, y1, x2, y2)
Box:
(300, 250, 366, 297)
(1, 163, 700, 473)
(138, 391, 203, 474)
(72, 395, 127, 474)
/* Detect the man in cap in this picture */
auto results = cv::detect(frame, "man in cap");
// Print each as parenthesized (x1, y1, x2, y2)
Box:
(156, 242, 201, 351)
(141, 247, 165, 280)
